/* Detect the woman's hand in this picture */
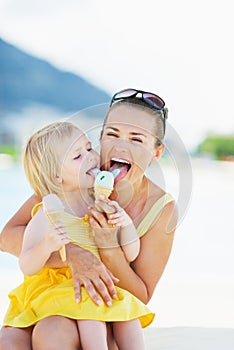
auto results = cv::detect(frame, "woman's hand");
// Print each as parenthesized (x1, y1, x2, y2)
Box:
(92, 196, 140, 262)
(88, 205, 120, 249)
(66, 244, 119, 306)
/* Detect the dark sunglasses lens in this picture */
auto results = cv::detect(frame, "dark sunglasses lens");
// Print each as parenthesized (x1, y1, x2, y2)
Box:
(143, 93, 165, 109)
(113, 89, 137, 100)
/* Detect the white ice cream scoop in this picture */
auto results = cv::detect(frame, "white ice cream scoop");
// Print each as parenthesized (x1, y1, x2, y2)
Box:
(94, 169, 120, 199)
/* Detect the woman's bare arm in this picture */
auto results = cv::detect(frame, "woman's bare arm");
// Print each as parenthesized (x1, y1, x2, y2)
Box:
(0, 194, 40, 256)
(90, 200, 178, 304)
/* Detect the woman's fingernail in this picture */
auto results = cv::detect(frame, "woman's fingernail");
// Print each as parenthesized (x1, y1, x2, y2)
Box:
(107, 301, 112, 307)
(97, 299, 102, 305)
(76, 298, 80, 303)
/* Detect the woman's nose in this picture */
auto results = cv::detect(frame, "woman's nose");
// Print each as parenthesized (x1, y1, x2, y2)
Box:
(113, 139, 129, 152)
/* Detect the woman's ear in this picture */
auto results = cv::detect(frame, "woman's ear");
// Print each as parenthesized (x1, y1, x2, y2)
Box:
(154, 144, 165, 161)
(99, 130, 103, 141)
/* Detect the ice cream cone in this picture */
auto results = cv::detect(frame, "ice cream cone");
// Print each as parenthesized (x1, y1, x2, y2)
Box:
(59, 245, 66, 262)
(94, 186, 113, 200)
(94, 171, 115, 200)
(42, 194, 66, 262)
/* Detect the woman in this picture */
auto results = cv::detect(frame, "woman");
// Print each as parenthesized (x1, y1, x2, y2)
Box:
(0, 88, 178, 349)
(2, 121, 152, 350)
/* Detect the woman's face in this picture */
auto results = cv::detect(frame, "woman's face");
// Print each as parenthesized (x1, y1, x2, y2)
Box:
(100, 104, 163, 184)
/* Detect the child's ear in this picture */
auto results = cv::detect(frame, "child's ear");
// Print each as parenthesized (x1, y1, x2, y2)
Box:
(154, 144, 165, 161)
(56, 175, 62, 183)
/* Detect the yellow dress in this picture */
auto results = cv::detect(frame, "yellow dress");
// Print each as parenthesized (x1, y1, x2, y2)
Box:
(3, 193, 173, 329)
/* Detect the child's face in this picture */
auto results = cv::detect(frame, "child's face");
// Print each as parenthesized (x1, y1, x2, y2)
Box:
(58, 130, 100, 191)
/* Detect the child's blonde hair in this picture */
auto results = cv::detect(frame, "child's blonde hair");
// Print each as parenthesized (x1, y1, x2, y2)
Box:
(23, 121, 81, 198)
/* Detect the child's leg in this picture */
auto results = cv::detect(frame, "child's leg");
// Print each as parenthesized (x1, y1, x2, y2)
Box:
(32, 316, 80, 350)
(77, 320, 108, 350)
(0, 326, 33, 350)
(113, 319, 145, 350)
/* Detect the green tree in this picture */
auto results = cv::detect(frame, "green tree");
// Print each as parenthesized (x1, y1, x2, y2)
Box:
(198, 135, 234, 160)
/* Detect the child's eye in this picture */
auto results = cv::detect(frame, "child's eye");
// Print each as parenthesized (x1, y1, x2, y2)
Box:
(73, 154, 81, 160)
(87, 147, 92, 152)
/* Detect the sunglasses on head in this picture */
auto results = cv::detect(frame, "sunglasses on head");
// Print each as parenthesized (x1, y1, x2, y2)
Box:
(110, 88, 167, 134)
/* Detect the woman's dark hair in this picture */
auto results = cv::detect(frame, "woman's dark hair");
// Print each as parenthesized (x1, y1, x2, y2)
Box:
(102, 97, 168, 146)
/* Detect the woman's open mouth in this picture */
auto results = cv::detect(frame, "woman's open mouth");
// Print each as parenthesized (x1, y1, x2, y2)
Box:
(109, 157, 131, 183)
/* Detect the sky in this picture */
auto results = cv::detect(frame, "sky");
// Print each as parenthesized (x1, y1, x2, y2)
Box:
(0, 0, 233, 151)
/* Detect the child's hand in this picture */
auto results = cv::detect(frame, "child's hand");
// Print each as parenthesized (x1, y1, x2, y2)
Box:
(44, 221, 70, 253)
(107, 206, 132, 227)
(95, 196, 132, 227)
(95, 195, 116, 214)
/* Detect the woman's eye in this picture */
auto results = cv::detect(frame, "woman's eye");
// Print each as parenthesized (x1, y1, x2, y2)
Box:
(87, 147, 92, 152)
(106, 132, 118, 137)
(131, 138, 143, 143)
(73, 154, 81, 160)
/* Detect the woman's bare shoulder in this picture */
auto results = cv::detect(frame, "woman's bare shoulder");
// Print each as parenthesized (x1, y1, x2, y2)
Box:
(147, 179, 167, 202)
(136, 184, 177, 236)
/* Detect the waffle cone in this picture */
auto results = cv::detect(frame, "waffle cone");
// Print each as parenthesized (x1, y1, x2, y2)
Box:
(94, 186, 113, 200)
(44, 212, 66, 262)
(59, 245, 66, 262)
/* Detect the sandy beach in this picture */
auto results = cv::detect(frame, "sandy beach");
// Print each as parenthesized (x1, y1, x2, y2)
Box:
(144, 327, 234, 350)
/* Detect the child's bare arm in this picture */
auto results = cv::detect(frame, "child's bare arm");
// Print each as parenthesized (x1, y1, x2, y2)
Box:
(108, 207, 140, 262)
(19, 208, 70, 275)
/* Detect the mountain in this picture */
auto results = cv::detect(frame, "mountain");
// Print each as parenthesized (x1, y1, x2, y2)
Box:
(0, 38, 110, 115)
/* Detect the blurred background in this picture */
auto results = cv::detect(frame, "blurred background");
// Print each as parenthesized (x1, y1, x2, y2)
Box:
(0, 0, 233, 328)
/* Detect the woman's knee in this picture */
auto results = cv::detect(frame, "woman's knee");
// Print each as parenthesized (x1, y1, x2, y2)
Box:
(32, 316, 80, 349)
